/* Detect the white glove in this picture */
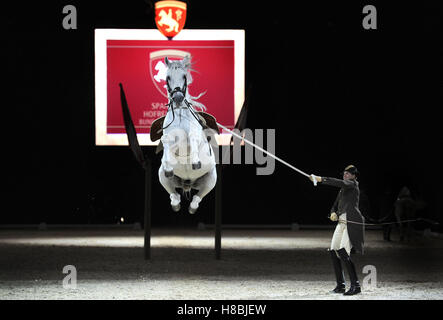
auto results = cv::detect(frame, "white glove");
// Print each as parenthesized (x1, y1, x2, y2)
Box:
(329, 212, 338, 222)
(309, 174, 322, 186)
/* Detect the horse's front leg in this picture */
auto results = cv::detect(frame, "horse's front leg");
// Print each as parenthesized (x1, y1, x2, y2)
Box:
(161, 133, 175, 177)
(158, 165, 181, 212)
(188, 131, 202, 170)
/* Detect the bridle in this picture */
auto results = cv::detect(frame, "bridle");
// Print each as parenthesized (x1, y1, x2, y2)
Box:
(166, 74, 187, 98)
(162, 74, 205, 130)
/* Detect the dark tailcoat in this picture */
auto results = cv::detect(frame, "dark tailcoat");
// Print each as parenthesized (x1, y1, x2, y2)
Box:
(321, 177, 365, 254)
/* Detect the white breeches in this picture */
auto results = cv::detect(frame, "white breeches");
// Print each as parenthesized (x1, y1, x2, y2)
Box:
(330, 214, 352, 255)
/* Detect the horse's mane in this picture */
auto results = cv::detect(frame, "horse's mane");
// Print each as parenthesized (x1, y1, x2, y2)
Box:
(167, 56, 207, 111)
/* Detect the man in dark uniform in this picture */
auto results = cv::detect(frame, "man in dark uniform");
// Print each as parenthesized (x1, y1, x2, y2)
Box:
(310, 165, 365, 296)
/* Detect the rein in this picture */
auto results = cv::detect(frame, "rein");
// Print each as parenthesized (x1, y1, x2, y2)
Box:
(162, 100, 175, 130)
(163, 74, 205, 130)
(162, 99, 206, 130)
(184, 99, 206, 128)
(162, 98, 212, 157)
(162, 70, 211, 157)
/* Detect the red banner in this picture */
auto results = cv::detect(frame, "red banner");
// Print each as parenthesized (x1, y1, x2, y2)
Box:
(106, 39, 235, 135)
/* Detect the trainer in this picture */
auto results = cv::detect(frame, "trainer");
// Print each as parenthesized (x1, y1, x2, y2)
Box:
(310, 165, 365, 295)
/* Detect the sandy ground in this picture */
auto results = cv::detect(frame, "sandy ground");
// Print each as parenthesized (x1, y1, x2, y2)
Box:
(0, 227, 442, 300)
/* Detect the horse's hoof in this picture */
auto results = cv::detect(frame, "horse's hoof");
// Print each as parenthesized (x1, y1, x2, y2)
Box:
(164, 170, 174, 178)
(188, 206, 197, 214)
(189, 195, 201, 214)
(192, 162, 201, 170)
(170, 193, 181, 212)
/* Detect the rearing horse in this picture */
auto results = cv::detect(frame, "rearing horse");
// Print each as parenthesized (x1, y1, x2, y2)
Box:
(157, 56, 217, 214)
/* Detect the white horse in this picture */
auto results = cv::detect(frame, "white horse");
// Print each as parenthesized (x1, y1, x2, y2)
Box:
(158, 56, 217, 214)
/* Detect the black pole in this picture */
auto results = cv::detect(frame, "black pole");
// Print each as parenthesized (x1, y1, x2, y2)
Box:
(144, 160, 152, 260)
(215, 163, 222, 260)
(119, 83, 152, 260)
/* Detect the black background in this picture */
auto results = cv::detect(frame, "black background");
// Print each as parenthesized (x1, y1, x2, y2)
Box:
(3, 0, 443, 227)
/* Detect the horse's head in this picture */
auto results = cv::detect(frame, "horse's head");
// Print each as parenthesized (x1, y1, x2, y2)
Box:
(165, 55, 192, 105)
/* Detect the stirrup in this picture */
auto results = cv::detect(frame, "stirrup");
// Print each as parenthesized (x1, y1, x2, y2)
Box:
(170, 194, 181, 212)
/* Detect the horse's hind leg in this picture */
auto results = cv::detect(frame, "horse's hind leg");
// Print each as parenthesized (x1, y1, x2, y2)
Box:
(158, 165, 181, 212)
(188, 167, 217, 214)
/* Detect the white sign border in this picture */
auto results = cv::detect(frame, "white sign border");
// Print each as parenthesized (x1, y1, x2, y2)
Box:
(95, 29, 245, 146)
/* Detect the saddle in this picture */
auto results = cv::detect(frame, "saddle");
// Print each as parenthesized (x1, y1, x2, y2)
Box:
(150, 112, 220, 153)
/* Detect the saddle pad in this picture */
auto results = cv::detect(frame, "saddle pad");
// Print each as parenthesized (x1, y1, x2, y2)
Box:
(198, 112, 220, 134)
(149, 112, 220, 142)
(150, 116, 166, 142)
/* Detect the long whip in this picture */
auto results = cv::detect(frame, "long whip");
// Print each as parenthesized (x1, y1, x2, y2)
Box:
(217, 123, 439, 227)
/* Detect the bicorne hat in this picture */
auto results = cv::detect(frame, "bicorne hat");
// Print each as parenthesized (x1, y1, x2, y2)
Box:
(344, 164, 358, 176)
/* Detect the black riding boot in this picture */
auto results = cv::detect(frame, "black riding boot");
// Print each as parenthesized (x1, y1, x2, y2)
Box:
(329, 249, 345, 293)
(337, 248, 361, 296)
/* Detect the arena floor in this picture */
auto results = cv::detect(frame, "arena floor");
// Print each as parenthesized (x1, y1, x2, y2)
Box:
(0, 227, 442, 300)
